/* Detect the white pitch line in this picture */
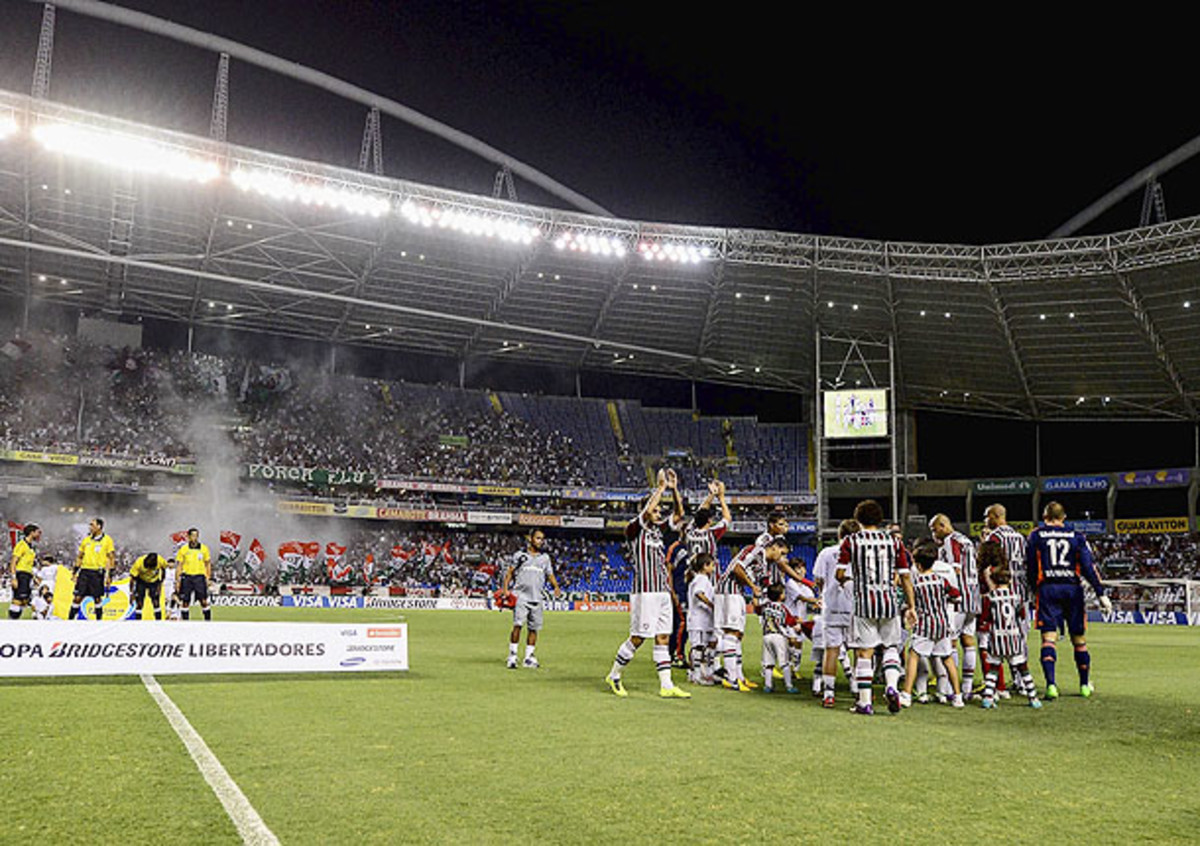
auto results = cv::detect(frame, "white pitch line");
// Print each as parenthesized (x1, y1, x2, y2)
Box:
(141, 674, 280, 846)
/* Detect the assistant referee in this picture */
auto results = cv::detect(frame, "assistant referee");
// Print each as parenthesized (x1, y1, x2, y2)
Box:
(72, 517, 114, 621)
(8, 523, 41, 620)
(175, 528, 212, 621)
(129, 552, 167, 620)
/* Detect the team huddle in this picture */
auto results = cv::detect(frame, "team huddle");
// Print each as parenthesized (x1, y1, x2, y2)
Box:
(502, 470, 1114, 713)
(7, 519, 216, 622)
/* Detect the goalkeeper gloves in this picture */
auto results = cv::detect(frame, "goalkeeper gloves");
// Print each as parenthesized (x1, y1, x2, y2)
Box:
(1098, 595, 1113, 615)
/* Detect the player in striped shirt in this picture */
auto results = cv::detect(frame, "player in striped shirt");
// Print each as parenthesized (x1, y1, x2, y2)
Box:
(683, 480, 731, 560)
(745, 511, 803, 589)
(758, 583, 797, 693)
(930, 514, 981, 700)
(981, 503, 1031, 697)
(977, 542, 1042, 709)
(606, 469, 691, 699)
(714, 538, 781, 691)
(837, 500, 916, 715)
(901, 539, 964, 708)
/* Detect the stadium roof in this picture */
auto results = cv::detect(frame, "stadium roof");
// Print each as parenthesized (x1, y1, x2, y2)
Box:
(3, 89, 1200, 421)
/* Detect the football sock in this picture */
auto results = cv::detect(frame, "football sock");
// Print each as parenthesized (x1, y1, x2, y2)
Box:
(610, 638, 638, 680)
(763, 666, 774, 691)
(525, 645, 535, 660)
(1015, 662, 1039, 701)
(181, 609, 190, 621)
(882, 646, 902, 690)
(983, 662, 999, 701)
(810, 646, 823, 676)
(69, 602, 80, 619)
(202, 607, 212, 621)
(855, 656, 874, 706)
(153, 609, 162, 621)
(721, 635, 739, 679)
(961, 645, 977, 697)
(94, 605, 104, 621)
(997, 663, 1007, 692)
(508, 643, 518, 658)
(915, 656, 930, 695)
(689, 645, 704, 676)
(736, 645, 744, 682)
(822, 673, 835, 695)
(1040, 644, 1057, 686)
(1073, 647, 1090, 686)
(7, 605, 22, 620)
(782, 665, 793, 689)
(653, 645, 673, 688)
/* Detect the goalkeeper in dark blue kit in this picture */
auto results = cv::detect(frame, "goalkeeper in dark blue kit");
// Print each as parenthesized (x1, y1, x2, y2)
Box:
(1025, 501, 1113, 700)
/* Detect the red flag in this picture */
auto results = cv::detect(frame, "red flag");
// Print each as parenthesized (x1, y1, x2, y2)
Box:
(363, 553, 377, 585)
(245, 538, 265, 571)
(8, 521, 24, 549)
(326, 542, 351, 582)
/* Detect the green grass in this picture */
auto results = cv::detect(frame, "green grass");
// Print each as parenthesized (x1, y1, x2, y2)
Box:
(3, 610, 1199, 844)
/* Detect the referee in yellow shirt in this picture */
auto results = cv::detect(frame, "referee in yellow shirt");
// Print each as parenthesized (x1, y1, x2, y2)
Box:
(175, 528, 213, 621)
(129, 552, 167, 620)
(72, 517, 114, 621)
(8, 523, 41, 620)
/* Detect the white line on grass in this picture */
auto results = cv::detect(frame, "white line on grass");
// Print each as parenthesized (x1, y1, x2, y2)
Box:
(141, 674, 280, 846)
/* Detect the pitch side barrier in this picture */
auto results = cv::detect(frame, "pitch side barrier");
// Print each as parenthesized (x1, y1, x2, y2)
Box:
(273, 595, 628, 611)
(0, 620, 408, 676)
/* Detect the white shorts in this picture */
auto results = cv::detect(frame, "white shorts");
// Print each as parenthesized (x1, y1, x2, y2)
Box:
(762, 633, 789, 669)
(688, 628, 715, 648)
(821, 615, 851, 649)
(849, 616, 902, 650)
(952, 612, 978, 639)
(809, 617, 824, 646)
(714, 594, 747, 633)
(911, 635, 954, 658)
(629, 592, 673, 638)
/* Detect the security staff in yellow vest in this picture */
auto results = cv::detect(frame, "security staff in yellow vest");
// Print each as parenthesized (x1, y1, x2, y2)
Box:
(8, 523, 41, 620)
(72, 517, 114, 621)
(175, 528, 212, 621)
(129, 552, 167, 621)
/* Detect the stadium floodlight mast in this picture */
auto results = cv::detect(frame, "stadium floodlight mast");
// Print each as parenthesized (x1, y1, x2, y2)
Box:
(32, 121, 219, 183)
(637, 240, 712, 264)
(553, 230, 628, 258)
(0, 114, 17, 139)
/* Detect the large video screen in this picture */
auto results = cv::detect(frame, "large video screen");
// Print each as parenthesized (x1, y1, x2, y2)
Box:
(824, 389, 888, 438)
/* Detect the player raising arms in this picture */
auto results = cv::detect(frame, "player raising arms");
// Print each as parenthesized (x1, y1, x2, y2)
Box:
(8, 523, 41, 620)
(606, 469, 691, 699)
(175, 528, 213, 621)
(502, 529, 561, 669)
(929, 514, 981, 700)
(72, 517, 114, 621)
(1026, 502, 1112, 699)
(685, 480, 731, 559)
(838, 500, 916, 715)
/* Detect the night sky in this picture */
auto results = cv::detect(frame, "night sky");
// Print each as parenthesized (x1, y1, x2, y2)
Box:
(3, 2, 1200, 244)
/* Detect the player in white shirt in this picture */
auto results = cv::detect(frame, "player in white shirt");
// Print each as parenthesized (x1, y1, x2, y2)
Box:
(813, 519, 859, 708)
(685, 552, 717, 684)
(783, 573, 822, 694)
(30, 583, 54, 619)
(930, 514, 981, 700)
(501, 529, 562, 669)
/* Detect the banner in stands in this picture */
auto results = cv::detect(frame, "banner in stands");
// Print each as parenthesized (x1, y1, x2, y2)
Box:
(561, 515, 605, 529)
(1113, 517, 1190, 534)
(1042, 475, 1109, 493)
(467, 511, 513, 525)
(2, 449, 79, 465)
(970, 521, 1035, 537)
(972, 477, 1036, 495)
(376, 479, 473, 494)
(1116, 468, 1191, 489)
(78, 455, 140, 470)
(281, 595, 487, 610)
(518, 514, 561, 528)
(1088, 610, 1198, 626)
(248, 464, 373, 487)
(474, 485, 522, 497)
(0, 621, 408, 675)
(277, 501, 335, 516)
(572, 600, 630, 612)
(788, 520, 818, 534)
(1066, 520, 1108, 535)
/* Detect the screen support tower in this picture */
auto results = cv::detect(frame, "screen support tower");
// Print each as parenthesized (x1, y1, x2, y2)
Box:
(814, 330, 899, 535)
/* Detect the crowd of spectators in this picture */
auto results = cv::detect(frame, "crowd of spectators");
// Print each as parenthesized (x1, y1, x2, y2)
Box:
(1090, 533, 1200, 579)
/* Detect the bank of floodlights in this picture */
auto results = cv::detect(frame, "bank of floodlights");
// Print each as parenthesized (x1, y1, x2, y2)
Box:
(552, 230, 628, 258)
(32, 121, 220, 183)
(399, 200, 541, 245)
(0, 114, 17, 140)
(637, 240, 712, 264)
(231, 166, 391, 217)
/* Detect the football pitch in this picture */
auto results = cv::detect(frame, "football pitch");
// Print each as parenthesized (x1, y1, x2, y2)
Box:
(2, 610, 1198, 844)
